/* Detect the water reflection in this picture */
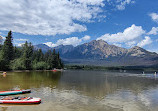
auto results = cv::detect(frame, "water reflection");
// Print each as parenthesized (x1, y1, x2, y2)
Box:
(0, 70, 158, 111)
(58, 70, 158, 98)
(0, 71, 62, 90)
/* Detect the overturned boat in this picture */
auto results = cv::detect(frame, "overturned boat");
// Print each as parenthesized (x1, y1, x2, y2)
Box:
(0, 89, 31, 96)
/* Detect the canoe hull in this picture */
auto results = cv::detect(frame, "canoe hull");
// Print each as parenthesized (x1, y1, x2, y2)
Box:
(0, 90, 31, 96)
(0, 98, 41, 104)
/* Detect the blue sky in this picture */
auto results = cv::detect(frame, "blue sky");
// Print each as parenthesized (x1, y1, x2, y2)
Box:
(0, 0, 158, 52)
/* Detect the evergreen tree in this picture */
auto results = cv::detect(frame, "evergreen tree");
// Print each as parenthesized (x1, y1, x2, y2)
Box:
(2, 31, 14, 61)
(56, 52, 61, 68)
(52, 50, 57, 68)
(22, 41, 33, 70)
(14, 46, 22, 59)
(0, 31, 14, 70)
(0, 44, 2, 50)
(53, 49, 56, 55)
(37, 49, 44, 62)
(0, 31, 64, 71)
(46, 50, 54, 69)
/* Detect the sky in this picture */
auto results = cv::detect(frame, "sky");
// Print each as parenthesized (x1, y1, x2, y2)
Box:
(0, 0, 158, 52)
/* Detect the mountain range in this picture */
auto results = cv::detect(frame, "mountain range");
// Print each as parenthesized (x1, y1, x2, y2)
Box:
(35, 40, 158, 67)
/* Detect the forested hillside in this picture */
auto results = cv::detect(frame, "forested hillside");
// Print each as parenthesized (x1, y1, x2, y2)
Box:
(0, 31, 63, 71)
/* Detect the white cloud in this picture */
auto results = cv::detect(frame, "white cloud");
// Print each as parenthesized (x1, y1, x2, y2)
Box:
(97, 24, 145, 43)
(13, 39, 29, 47)
(44, 42, 57, 48)
(96, 24, 155, 48)
(56, 37, 82, 46)
(81, 35, 91, 41)
(76, 0, 104, 6)
(137, 36, 152, 47)
(44, 35, 91, 47)
(15, 39, 28, 42)
(0, 0, 105, 35)
(116, 0, 135, 10)
(112, 43, 122, 47)
(14, 43, 25, 47)
(125, 41, 136, 47)
(149, 13, 158, 23)
(0, 0, 137, 36)
(148, 27, 158, 35)
(44, 37, 81, 47)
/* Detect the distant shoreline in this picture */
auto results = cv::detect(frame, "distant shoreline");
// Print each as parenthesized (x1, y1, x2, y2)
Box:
(0, 65, 158, 73)
(65, 65, 158, 72)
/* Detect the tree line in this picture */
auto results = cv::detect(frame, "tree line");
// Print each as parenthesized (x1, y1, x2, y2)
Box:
(0, 31, 64, 71)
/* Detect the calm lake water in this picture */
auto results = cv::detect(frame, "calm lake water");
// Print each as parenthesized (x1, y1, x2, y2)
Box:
(0, 70, 158, 111)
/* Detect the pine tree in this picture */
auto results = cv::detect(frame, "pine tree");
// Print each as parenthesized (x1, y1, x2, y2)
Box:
(37, 49, 44, 62)
(53, 49, 56, 55)
(2, 31, 14, 61)
(0, 44, 2, 50)
(0, 31, 14, 70)
(56, 52, 61, 68)
(0, 31, 64, 71)
(22, 41, 33, 70)
(14, 46, 22, 59)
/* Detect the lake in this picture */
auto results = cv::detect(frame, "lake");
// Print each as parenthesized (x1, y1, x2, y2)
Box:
(0, 70, 158, 111)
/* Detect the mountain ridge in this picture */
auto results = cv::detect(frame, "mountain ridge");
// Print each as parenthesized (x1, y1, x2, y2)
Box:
(34, 40, 158, 66)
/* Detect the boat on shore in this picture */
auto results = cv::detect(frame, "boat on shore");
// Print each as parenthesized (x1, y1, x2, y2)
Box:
(0, 96, 41, 104)
(51, 68, 63, 72)
(0, 89, 31, 96)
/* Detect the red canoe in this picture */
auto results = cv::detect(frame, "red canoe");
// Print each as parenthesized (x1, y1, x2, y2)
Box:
(52, 70, 57, 72)
(51, 69, 63, 72)
(0, 97, 41, 104)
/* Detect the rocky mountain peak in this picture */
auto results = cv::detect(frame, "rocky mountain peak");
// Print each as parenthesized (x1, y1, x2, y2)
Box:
(55, 44, 73, 49)
(71, 39, 128, 59)
(88, 39, 108, 46)
(127, 46, 155, 57)
(130, 46, 144, 50)
(129, 46, 144, 52)
(34, 40, 158, 66)
(34, 44, 51, 51)
(55, 45, 74, 55)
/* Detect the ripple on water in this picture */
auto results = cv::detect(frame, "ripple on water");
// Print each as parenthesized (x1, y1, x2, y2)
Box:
(1, 71, 158, 111)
